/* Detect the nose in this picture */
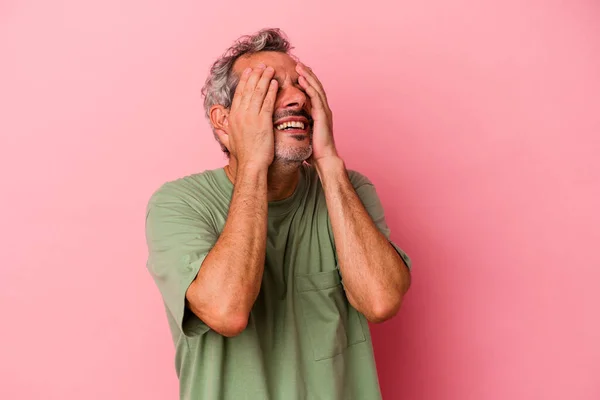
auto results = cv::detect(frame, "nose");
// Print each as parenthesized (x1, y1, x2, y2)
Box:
(278, 84, 308, 110)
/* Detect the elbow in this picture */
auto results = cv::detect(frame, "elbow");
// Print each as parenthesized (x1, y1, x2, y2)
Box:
(186, 296, 249, 337)
(213, 312, 249, 337)
(201, 306, 249, 337)
(365, 296, 404, 324)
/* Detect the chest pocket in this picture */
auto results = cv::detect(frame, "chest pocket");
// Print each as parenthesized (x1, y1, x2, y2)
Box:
(295, 269, 366, 361)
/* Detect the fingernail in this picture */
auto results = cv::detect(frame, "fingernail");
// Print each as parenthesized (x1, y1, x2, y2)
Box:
(244, 67, 252, 74)
(266, 66, 274, 72)
(257, 63, 266, 69)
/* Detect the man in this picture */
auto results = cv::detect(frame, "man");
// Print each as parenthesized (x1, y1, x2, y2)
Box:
(145, 28, 412, 400)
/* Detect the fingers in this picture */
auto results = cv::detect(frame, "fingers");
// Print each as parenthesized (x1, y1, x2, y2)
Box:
(231, 67, 252, 110)
(238, 65, 274, 111)
(238, 65, 265, 109)
(298, 75, 326, 113)
(296, 63, 328, 103)
(261, 79, 278, 115)
(250, 66, 276, 111)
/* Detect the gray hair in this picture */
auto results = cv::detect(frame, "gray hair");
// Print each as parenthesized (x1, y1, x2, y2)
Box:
(201, 28, 294, 156)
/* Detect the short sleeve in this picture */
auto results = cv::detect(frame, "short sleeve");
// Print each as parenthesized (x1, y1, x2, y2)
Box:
(348, 171, 412, 271)
(145, 184, 217, 337)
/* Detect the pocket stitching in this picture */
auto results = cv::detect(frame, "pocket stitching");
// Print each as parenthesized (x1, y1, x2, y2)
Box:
(296, 270, 366, 361)
(296, 282, 341, 293)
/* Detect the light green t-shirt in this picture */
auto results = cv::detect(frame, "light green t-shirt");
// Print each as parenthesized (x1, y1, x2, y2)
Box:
(145, 163, 411, 400)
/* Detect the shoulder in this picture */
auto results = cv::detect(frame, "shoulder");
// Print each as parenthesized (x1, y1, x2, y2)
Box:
(345, 169, 384, 207)
(146, 169, 222, 213)
(346, 169, 374, 189)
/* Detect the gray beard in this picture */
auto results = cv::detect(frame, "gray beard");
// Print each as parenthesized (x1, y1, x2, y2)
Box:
(273, 135, 313, 163)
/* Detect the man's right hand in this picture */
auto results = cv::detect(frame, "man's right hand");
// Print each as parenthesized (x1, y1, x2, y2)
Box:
(184, 66, 276, 337)
(227, 64, 278, 168)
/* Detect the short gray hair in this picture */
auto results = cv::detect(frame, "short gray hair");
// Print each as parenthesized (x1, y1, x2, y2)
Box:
(201, 28, 294, 156)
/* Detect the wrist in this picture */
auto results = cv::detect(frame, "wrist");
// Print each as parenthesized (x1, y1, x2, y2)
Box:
(314, 155, 346, 181)
(238, 161, 269, 176)
(231, 162, 269, 187)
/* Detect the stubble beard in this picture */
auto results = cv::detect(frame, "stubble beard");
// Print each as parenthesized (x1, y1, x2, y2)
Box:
(273, 131, 313, 164)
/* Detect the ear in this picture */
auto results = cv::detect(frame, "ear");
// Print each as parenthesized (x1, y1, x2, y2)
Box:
(209, 104, 231, 152)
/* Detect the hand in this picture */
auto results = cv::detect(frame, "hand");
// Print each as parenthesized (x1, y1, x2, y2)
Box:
(296, 63, 338, 164)
(228, 64, 278, 168)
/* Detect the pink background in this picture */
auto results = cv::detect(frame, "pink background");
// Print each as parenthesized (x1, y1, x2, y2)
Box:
(1, 1, 599, 399)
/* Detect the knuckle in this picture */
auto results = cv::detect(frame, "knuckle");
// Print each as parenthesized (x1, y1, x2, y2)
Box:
(253, 84, 265, 94)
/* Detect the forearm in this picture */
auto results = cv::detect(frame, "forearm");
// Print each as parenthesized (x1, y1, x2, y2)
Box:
(186, 163, 268, 336)
(317, 157, 410, 323)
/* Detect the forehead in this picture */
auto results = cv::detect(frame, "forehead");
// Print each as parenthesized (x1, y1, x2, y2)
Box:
(232, 51, 298, 77)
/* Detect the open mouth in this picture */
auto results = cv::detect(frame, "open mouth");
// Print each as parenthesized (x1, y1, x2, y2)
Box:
(273, 116, 312, 135)
(275, 120, 306, 131)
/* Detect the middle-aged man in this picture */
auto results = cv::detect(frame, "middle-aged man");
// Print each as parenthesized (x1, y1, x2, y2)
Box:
(145, 28, 412, 399)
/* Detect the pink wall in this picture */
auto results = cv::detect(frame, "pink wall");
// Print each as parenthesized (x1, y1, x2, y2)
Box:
(1, 1, 599, 399)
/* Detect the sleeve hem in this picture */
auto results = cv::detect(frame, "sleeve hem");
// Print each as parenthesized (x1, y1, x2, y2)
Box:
(390, 241, 412, 271)
(178, 256, 211, 337)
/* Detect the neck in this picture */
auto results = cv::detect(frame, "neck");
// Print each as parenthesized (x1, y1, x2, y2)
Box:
(226, 158, 302, 202)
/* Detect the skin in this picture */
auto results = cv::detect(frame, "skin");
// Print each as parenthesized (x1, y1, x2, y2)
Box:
(185, 51, 411, 337)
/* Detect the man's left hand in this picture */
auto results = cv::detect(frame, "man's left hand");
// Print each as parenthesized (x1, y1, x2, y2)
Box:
(296, 63, 339, 165)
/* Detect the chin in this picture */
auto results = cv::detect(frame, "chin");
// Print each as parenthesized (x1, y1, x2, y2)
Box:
(274, 144, 313, 163)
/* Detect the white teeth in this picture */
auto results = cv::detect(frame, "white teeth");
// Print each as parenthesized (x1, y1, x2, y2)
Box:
(276, 121, 305, 130)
